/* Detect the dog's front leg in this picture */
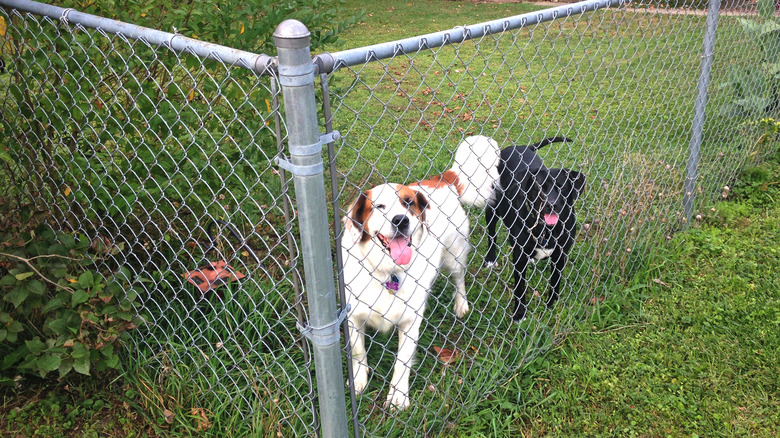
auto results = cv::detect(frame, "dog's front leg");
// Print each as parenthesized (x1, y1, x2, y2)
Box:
(511, 245, 531, 322)
(453, 273, 470, 319)
(484, 202, 500, 268)
(452, 251, 470, 318)
(348, 318, 369, 394)
(547, 249, 568, 308)
(384, 317, 422, 410)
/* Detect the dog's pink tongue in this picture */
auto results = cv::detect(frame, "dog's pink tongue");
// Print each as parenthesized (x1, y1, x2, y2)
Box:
(544, 213, 559, 226)
(389, 237, 412, 265)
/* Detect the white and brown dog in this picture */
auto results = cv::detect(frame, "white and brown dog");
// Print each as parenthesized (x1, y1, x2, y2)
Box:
(341, 136, 499, 410)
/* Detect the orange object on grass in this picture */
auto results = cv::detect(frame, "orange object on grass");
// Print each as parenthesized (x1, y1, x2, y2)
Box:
(185, 260, 246, 294)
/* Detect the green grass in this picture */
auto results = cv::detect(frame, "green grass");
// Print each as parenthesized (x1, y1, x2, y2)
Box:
(320, 1, 776, 434)
(2, 0, 780, 436)
(122, 276, 319, 437)
(456, 148, 780, 437)
(0, 373, 160, 437)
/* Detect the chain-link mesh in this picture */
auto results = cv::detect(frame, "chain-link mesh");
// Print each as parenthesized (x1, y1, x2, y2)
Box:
(0, 5, 318, 436)
(327, 0, 779, 435)
(2, 0, 779, 436)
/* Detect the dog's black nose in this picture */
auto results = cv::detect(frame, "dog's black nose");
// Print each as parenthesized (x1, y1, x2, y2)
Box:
(391, 215, 410, 231)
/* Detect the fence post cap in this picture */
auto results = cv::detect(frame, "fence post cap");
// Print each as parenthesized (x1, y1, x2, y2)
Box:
(274, 20, 311, 48)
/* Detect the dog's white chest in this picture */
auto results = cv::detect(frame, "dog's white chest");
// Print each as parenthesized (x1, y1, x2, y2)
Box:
(533, 227, 555, 261)
(533, 247, 555, 261)
(350, 272, 428, 333)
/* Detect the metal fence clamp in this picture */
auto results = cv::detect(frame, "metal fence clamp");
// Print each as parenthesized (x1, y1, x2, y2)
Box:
(59, 7, 74, 24)
(275, 130, 341, 176)
(297, 304, 351, 347)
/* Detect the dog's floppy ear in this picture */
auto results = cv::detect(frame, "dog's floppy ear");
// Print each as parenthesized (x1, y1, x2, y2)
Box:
(343, 190, 372, 244)
(413, 191, 429, 223)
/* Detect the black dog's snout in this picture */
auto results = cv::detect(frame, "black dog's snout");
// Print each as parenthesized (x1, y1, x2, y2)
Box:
(541, 192, 559, 212)
(391, 215, 410, 231)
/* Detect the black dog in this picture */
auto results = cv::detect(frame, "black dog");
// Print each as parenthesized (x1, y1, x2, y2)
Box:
(484, 137, 586, 321)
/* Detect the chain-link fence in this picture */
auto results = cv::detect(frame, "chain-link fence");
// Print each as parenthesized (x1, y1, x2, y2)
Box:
(1, 0, 778, 436)
(0, 1, 320, 435)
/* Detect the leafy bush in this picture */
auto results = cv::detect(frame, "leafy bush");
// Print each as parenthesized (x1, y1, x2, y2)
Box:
(65, 0, 358, 54)
(0, 0, 360, 257)
(719, 0, 780, 117)
(0, 225, 143, 382)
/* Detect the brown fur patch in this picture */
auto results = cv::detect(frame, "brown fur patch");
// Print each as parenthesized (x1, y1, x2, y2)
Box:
(397, 185, 429, 223)
(396, 186, 418, 209)
(347, 189, 373, 242)
(411, 170, 464, 196)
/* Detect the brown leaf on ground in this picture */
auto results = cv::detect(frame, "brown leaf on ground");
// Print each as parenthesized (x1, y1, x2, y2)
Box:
(433, 346, 459, 364)
(191, 408, 211, 431)
(589, 296, 605, 305)
(653, 278, 671, 287)
(163, 409, 175, 424)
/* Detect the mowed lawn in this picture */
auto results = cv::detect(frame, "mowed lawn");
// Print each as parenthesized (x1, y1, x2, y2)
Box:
(1, 0, 778, 437)
(459, 151, 780, 437)
(326, 1, 779, 436)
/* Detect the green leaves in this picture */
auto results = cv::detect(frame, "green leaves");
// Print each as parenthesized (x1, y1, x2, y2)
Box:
(71, 289, 90, 306)
(14, 272, 34, 281)
(72, 343, 91, 376)
(3, 286, 27, 309)
(36, 354, 62, 377)
(1, 226, 139, 380)
(721, 12, 780, 118)
(25, 338, 46, 355)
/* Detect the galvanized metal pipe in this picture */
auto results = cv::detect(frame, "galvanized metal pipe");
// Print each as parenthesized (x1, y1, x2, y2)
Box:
(273, 20, 349, 438)
(2, 0, 629, 77)
(0, 0, 274, 74)
(683, 0, 722, 226)
(314, 0, 630, 73)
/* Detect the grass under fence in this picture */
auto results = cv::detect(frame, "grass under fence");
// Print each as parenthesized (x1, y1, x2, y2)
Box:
(1, 136, 777, 437)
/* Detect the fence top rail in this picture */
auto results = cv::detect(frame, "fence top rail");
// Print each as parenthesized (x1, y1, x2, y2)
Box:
(2, 0, 629, 76)
(314, 0, 631, 73)
(0, 0, 275, 75)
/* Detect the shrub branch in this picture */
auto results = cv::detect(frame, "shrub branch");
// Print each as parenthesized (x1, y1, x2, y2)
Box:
(0, 252, 77, 293)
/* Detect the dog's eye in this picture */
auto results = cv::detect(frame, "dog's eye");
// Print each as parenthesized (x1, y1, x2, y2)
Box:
(403, 197, 413, 207)
(375, 204, 386, 210)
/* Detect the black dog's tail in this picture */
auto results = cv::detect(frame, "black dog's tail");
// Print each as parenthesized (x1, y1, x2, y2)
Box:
(529, 136, 570, 151)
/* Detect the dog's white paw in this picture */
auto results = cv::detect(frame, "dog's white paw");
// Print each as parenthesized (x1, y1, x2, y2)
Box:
(351, 364, 369, 394)
(484, 260, 498, 269)
(454, 300, 470, 319)
(384, 390, 410, 411)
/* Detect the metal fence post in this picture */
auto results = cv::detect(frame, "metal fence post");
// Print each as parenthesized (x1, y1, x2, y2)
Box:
(273, 20, 349, 438)
(683, 0, 722, 226)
